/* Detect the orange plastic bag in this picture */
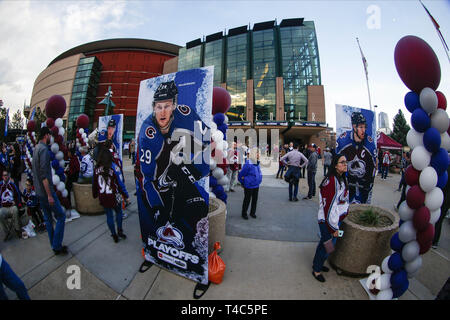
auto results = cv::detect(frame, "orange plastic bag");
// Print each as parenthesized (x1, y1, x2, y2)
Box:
(208, 242, 226, 284)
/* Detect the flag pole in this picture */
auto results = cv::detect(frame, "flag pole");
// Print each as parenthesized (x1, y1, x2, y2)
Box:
(356, 37, 372, 111)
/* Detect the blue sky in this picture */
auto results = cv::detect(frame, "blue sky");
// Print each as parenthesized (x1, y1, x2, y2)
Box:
(0, 0, 448, 130)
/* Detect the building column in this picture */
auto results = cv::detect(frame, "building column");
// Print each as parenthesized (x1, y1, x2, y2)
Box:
(246, 79, 254, 122)
(276, 76, 284, 121)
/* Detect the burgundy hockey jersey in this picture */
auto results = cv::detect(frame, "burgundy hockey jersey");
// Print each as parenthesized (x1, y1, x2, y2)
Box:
(92, 163, 129, 208)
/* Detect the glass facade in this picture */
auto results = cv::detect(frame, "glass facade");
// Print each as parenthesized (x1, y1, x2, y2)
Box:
(226, 33, 248, 121)
(177, 19, 321, 123)
(67, 56, 102, 138)
(204, 39, 223, 86)
(280, 21, 320, 121)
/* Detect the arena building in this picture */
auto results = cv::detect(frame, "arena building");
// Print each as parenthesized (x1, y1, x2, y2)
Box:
(29, 38, 180, 139)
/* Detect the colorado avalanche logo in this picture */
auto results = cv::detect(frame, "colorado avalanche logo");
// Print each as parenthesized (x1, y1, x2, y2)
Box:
(348, 155, 366, 178)
(1, 189, 13, 203)
(177, 104, 191, 116)
(156, 222, 185, 249)
(145, 126, 156, 139)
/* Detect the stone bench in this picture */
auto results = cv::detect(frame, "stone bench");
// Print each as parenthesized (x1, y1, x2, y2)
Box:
(72, 182, 104, 215)
(208, 197, 227, 254)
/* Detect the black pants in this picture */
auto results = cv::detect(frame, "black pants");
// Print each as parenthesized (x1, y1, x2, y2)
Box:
(307, 170, 316, 198)
(397, 181, 407, 209)
(433, 201, 449, 246)
(28, 207, 44, 227)
(242, 187, 259, 217)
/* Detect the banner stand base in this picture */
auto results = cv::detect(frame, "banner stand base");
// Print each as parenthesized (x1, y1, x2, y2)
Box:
(139, 260, 153, 273)
(193, 281, 211, 299)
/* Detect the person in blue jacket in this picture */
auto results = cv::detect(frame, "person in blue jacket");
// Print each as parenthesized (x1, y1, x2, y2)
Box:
(238, 147, 262, 220)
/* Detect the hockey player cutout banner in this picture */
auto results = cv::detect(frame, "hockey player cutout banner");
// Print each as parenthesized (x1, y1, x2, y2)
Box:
(335, 104, 376, 204)
(98, 114, 124, 162)
(135, 67, 213, 285)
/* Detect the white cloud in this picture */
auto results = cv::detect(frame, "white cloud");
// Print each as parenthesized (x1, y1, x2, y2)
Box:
(0, 0, 143, 115)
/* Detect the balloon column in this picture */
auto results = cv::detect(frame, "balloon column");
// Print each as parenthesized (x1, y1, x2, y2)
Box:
(24, 120, 37, 179)
(75, 114, 90, 153)
(371, 36, 449, 300)
(209, 87, 231, 203)
(44, 95, 72, 215)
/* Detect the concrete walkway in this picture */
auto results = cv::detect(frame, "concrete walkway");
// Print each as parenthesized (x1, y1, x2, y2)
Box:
(0, 158, 448, 300)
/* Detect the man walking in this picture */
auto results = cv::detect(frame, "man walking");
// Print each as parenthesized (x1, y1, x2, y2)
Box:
(32, 127, 68, 255)
(304, 144, 318, 200)
(281, 143, 308, 201)
(323, 147, 332, 176)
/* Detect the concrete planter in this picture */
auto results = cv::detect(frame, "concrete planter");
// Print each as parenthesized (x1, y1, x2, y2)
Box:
(72, 183, 104, 215)
(329, 204, 399, 277)
(208, 197, 227, 254)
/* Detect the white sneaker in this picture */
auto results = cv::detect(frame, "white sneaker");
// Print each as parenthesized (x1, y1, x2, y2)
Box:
(123, 212, 129, 219)
(70, 209, 81, 220)
(65, 210, 73, 223)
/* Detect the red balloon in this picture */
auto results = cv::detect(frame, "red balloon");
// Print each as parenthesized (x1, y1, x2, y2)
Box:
(55, 135, 63, 144)
(27, 120, 36, 133)
(76, 114, 89, 129)
(212, 87, 231, 115)
(394, 36, 441, 93)
(413, 206, 431, 232)
(51, 126, 59, 137)
(417, 223, 435, 246)
(46, 118, 55, 129)
(45, 95, 67, 119)
(405, 165, 420, 186)
(419, 240, 432, 255)
(406, 185, 425, 209)
(436, 91, 447, 110)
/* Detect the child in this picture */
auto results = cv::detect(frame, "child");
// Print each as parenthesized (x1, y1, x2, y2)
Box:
(22, 179, 45, 232)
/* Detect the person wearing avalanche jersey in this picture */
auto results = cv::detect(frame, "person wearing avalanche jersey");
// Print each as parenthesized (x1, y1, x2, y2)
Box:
(336, 112, 376, 204)
(0, 171, 23, 240)
(135, 80, 210, 249)
(92, 149, 129, 243)
(312, 154, 349, 283)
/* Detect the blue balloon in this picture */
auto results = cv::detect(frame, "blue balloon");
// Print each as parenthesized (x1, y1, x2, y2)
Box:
(390, 269, 408, 289)
(392, 279, 409, 298)
(390, 233, 404, 252)
(423, 127, 441, 153)
(213, 113, 225, 126)
(430, 148, 449, 176)
(56, 167, 64, 176)
(388, 252, 404, 271)
(404, 91, 420, 113)
(51, 159, 60, 169)
(215, 184, 224, 194)
(50, 152, 56, 161)
(217, 123, 228, 140)
(411, 108, 431, 133)
(209, 175, 218, 188)
(437, 171, 448, 189)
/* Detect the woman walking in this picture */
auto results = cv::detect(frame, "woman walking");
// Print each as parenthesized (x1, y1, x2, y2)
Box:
(92, 150, 129, 243)
(312, 153, 349, 282)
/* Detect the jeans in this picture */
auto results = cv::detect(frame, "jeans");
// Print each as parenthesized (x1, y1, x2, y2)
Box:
(381, 165, 389, 179)
(307, 170, 316, 198)
(289, 181, 299, 200)
(312, 223, 338, 273)
(0, 258, 30, 300)
(132, 152, 136, 165)
(226, 169, 238, 191)
(242, 187, 259, 217)
(276, 165, 286, 178)
(105, 206, 123, 236)
(38, 192, 66, 251)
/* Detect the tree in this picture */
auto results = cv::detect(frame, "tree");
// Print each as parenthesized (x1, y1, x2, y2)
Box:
(10, 108, 24, 130)
(390, 109, 410, 146)
(0, 108, 7, 142)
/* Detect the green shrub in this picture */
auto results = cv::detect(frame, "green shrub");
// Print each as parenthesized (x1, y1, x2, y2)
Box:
(357, 209, 380, 226)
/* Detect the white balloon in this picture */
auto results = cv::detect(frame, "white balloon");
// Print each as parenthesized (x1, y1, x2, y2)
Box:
(411, 146, 431, 171)
(376, 288, 393, 300)
(425, 187, 444, 211)
(381, 255, 393, 274)
(406, 129, 424, 150)
(210, 158, 217, 171)
(55, 151, 64, 161)
(378, 274, 392, 291)
(50, 136, 55, 145)
(399, 201, 414, 221)
(84, 138, 89, 144)
(79, 128, 84, 134)
(57, 181, 65, 192)
(429, 208, 441, 225)
(218, 176, 229, 186)
(210, 122, 217, 134)
(52, 175, 60, 186)
(76, 142, 81, 148)
(407, 269, 419, 279)
(50, 143, 59, 154)
(31, 132, 36, 137)
(404, 255, 422, 275)
(51, 168, 55, 175)
(209, 191, 216, 198)
(441, 132, 450, 151)
(62, 189, 68, 198)
(419, 166, 438, 192)
(223, 141, 229, 151)
(59, 160, 65, 168)
(212, 167, 224, 179)
(430, 109, 450, 133)
(212, 130, 224, 142)
(215, 140, 224, 152)
(420, 87, 438, 114)
(81, 133, 87, 139)
(58, 127, 65, 136)
(399, 221, 417, 243)
(401, 240, 420, 262)
(55, 118, 63, 128)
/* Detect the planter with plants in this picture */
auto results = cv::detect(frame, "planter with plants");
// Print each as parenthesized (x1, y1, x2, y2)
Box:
(329, 204, 399, 276)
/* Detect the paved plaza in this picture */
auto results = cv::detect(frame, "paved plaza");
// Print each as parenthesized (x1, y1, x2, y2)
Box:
(0, 157, 449, 300)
